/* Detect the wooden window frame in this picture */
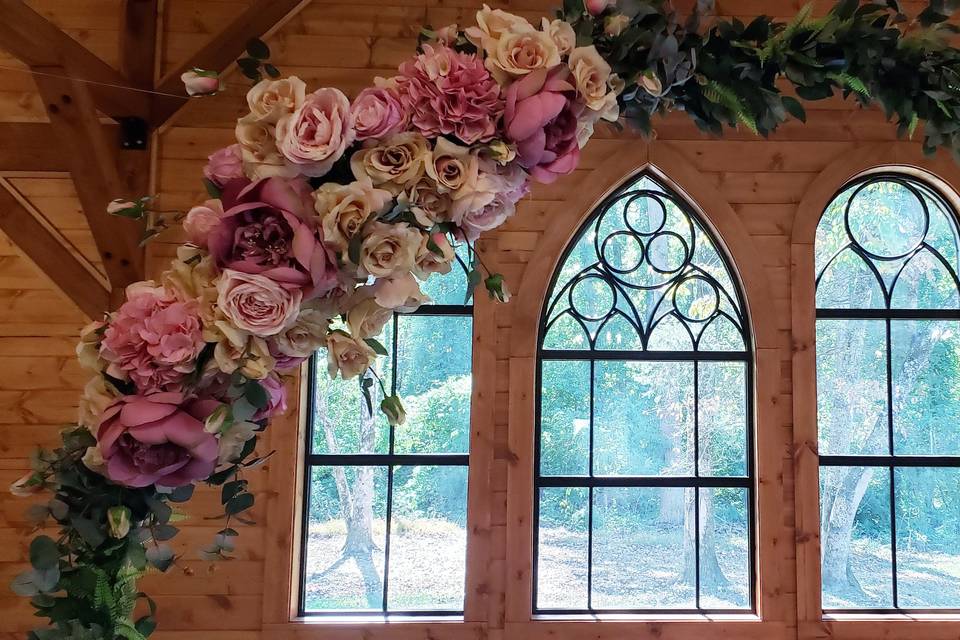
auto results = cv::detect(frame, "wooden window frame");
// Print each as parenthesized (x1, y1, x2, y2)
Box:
(791, 143, 960, 640)
(257, 262, 499, 640)
(504, 141, 791, 640)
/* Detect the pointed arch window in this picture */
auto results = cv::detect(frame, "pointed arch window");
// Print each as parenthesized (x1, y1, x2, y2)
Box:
(534, 173, 754, 614)
(815, 174, 960, 612)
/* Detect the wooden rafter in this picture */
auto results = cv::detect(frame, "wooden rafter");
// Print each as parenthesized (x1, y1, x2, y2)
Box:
(120, 0, 158, 89)
(150, 0, 311, 127)
(0, 179, 110, 319)
(34, 70, 144, 298)
(0, 0, 149, 120)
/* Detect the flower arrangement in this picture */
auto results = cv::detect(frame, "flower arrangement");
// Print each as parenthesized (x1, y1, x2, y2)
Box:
(11, 0, 960, 637)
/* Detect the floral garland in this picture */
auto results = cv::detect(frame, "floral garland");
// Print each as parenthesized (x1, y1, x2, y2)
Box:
(9, 1, 960, 638)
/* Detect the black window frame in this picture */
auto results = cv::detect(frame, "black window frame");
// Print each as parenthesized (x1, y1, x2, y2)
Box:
(298, 302, 473, 617)
(815, 172, 960, 615)
(532, 172, 757, 615)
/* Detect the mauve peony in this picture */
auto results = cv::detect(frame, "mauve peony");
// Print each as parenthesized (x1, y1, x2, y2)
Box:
(276, 88, 355, 178)
(253, 372, 288, 420)
(396, 44, 503, 145)
(98, 392, 220, 488)
(350, 86, 408, 141)
(100, 282, 206, 393)
(216, 269, 303, 337)
(204, 144, 245, 187)
(503, 66, 580, 184)
(211, 177, 339, 297)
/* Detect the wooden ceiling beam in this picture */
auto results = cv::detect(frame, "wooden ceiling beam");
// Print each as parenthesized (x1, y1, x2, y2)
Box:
(35, 70, 145, 298)
(120, 0, 158, 90)
(0, 0, 150, 120)
(0, 123, 121, 172)
(0, 181, 110, 320)
(150, 0, 311, 128)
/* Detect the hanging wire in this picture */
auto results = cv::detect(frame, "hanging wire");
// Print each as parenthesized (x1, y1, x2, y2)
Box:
(0, 64, 203, 100)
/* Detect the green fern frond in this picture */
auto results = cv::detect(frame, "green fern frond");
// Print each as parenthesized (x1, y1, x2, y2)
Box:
(703, 80, 757, 132)
(827, 72, 870, 98)
(908, 111, 920, 139)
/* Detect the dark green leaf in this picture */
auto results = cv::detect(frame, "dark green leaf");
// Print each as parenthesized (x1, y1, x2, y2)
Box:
(226, 492, 255, 516)
(782, 96, 807, 122)
(145, 544, 174, 572)
(244, 381, 269, 410)
(167, 484, 195, 503)
(152, 525, 179, 542)
(221, 479, 248, 505)
(203, 178, 222, 199)
(29, 536, 58, 571)
(70, 516, 106, 548)
(364, 338, 389, 356)
(245, 37, 270, 60)
(208, 465, 238, 486)
(264, 63, 281, 79)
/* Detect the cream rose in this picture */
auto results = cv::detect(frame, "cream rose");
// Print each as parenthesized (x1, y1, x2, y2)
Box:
(274, 306, 331, 359)
(350, 132, 431, 194)
(569, 45, 616, 113)
(346, 296, 393, 339)
(276, 87, 355, 178)
(406, 178, 452, 226)
(212, 321, 276, 379)
(77, 320, 106, 372)
(414, 232, 455, 279)
(326, 331, 376, 379)
(216, 269, 302, 336)
(235, 116, 296, 179)
(541, 18, 576, 56)
(162, 246, 219, 332)
(246, 76, 307, 124)
(486, 28, 561, 82)
(358, 222, 422, 278)
(465, 4, 533, 51)
(371, 272, 430, 311)
(426, 138, 478, 194)
(78, 376, 119, 431)
(313, 181, 393, 253)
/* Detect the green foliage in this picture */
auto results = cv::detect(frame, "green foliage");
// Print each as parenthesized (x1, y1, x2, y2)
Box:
(565, 0, 960, 158)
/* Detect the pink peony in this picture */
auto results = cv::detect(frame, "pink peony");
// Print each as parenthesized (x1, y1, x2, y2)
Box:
(204, 144, 245, 187)
(211, 177, 339, 297)
(100, 282, 206, 393)
(350, 86, 408, 141)
(503, 66, 580, 184)
(216, 269, 303, 337)
(396, 44, 503, 145)
(98, 392, 220, 488)
(276, 88, 355, 177)
(253, 372, 288, 420)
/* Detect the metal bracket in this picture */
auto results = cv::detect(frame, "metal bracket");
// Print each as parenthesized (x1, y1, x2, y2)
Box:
(118, 117, 148, 150)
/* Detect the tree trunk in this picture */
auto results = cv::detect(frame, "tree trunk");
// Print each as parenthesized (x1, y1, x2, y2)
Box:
(682, 489, 729, 588)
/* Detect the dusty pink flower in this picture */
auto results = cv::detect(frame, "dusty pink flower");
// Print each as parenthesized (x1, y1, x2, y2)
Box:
(503, 66, 580, 184)
(183, 199, 225, 248)
(211, 177, 339, 297)
(181, 70, 222, 96)
(396, 44, 503, 144)
(216, 269, 303, 336)
(350, 86, 408, 141)
(453, 161, 529, 240)
(100, 282, 205, 393)
(204, 144, 244, 187)
(98, 392, 220, 488)
(584, 0, 615, 15)
(276, 88, 355, 177)
(253, 372, 288, 420)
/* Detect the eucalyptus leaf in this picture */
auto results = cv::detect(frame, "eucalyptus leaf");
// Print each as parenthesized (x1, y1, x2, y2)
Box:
(145, 544, 174, 572)
(29, 536, 59, 571)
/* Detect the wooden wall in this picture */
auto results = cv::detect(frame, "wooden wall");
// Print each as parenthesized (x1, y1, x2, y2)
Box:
(0, 1, 954, 639)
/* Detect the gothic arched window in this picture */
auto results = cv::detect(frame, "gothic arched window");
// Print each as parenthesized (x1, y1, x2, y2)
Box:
(534, 173, 754, 613)
(815, 174, 960, 611)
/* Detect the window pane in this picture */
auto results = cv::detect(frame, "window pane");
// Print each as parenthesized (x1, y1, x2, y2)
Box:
(592, 487, 695, 609)
(540, 360, 590, 476)
(895, 467, 960, 608)
(699, 487, 750, 609)
(386, 465, 467, 611)
(820, 466, 893, 609)
(891, 320, 960, 456)
(418, 244, 469, 305)
(311, 318, 393, 455)
(698, 362, 747, 477)
(302, 466, 388, 612)
(816, 319, 888, 455)
(594, 360, 694, 476)
(395, 314, 472, 454)
(536, 487, 589, 609)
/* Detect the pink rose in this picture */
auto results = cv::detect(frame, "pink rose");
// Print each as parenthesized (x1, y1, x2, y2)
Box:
(276, 88, 355, 178)
(584, 0, 615, 15)
(253, 372, 288, 420)
(181, 70, 222, 96)
(216, 269, 303, 336)
(204, 144, 244, 188)
(183, 199, 225, 248)
(503, 66, 581, 184)
(350, 86, 408, 141)
(211, 177, 339, 298)
(396, 44, 503, 145)
(98, 392, 220, 488)
(100, 282, 206, 393)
